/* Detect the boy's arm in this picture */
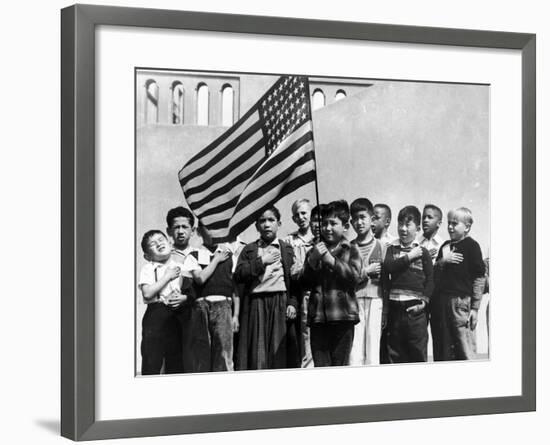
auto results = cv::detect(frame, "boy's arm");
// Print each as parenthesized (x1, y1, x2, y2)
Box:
(327, 244, 361, 285)
(421, 247, 435, 304)
(285, 247, 299, 311)
(231, 282, 240, 332)
(139, 266, 180, 301)
(469, 241, 487, 310)
(381, 249, 391, 328)
(234, 245, 266, 284)
(383, 245, 417, 273)
(191, 248, 231, 285)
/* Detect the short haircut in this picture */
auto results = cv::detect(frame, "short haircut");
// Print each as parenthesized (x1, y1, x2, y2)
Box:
(374, 203, 392, 220)
(258, 205, 281, 222)
(322, 200, 350, 224)
(310, 203, 326, 220)
(291, 198, 311, 214)
(423, 204, 443, 220)
(350, 198, 374, 217)
(397, 205, 421, 226)
(141, 229, 167, 254)
(166, 206, 195, 228)
(449, 207, 474, 226)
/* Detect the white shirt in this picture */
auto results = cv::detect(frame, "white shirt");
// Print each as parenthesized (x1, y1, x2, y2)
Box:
(416, 233, 443, 263)
(379, 231, 398, 247)
(138, 256, 200, 303)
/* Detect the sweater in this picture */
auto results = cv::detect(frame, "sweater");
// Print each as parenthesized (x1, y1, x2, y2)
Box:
(382, 242, 434, 304)
(434, 236, 486, 307)
(198, 246, 234, 298)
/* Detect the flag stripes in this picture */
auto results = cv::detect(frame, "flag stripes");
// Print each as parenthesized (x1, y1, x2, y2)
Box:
(178, 75, 316, 243)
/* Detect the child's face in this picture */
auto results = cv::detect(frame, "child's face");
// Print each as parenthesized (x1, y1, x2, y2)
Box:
(168, 216, 194, 249)
(321, 214, 348, 246)
(310, 212, 321, 239)
(351, 210, 372, 237)
(371, 207, 389, 238)
(292, 203, 311, 232)
(447, 213, 470, 242)
(256, 210, 281, 243)
(422, 208, 442, 238)
(144, 233, 171, 262)
(398, 218, 419, 245)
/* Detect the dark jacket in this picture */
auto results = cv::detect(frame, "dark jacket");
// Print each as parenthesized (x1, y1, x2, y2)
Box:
(302, 239, 361, 325)
(233, 239, 298, 309)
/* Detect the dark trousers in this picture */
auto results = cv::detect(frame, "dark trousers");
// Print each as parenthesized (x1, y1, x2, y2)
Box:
(189, 299, 234, 372)
(385, 300, 428, 363)
(141, 303, 186, 375)
(310, 322, 355, 367)
(430, 295, 476, 361)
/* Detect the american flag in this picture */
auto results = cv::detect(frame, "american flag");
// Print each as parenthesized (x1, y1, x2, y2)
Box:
(178, 75, 317, 243)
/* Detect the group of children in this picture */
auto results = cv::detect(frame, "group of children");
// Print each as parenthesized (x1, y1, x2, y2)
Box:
(138, 198, 487, 375)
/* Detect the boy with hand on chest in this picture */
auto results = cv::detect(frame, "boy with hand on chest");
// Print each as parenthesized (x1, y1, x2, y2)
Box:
(417, 204, 444, 263)
(138, 229, 198, 375)
(431, 207, 486, 361)
(302, 200, 361, 367)
(382, 205, 434, 363)
(349, 198, 386, 366)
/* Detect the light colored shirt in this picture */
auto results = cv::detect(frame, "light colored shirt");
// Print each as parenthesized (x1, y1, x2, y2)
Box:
(172, 246, 210, 267)
(379, 231, 398, 247)
(416, 233, 443, 263)
(284, 230, 314, 278)
(354, 237, 385, 299)
(251, 238, 287, 294)
(138, 256, 200, 303)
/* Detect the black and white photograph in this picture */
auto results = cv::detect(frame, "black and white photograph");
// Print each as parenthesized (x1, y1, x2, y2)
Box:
(135, 69, 490, 375)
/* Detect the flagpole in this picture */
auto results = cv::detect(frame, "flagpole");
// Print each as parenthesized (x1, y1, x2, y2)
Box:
(304, 77, 323, 240)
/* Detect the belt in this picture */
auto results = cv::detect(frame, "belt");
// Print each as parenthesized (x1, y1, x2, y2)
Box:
(389, 299, 424, 310)
(195, 295, 231, 303)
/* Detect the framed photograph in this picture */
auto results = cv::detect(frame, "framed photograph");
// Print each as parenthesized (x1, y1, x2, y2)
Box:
(61, 4, 536, 441)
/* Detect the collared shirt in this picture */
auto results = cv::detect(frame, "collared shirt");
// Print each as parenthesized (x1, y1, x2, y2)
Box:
(284, 230, 314, 278)
(138, 257, 200, 303)
(353, 236, 385, 299)
(379, 231, 398, 247)
(251, 238, 287, 294)
(172, 245, 211, 267)
(416, 233, 443, 263)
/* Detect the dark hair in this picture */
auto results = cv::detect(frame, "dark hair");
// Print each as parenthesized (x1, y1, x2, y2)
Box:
(374, 203, 392, 220)
(423, 204, 443, 220)
(350, 198, 374, 217)
(166, 206, 195, 228)
(258, 205, 281, 222)
(397, 205, 421, 226)
(141, 229, 167, 254)
(322, 200, 350, 224)
(311, 203, 326, 218)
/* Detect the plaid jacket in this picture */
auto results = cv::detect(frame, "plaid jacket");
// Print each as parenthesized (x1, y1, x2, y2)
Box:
(302, 239, 361, 325)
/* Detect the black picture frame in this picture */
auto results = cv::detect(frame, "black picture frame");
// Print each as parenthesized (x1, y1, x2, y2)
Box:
(61, 4, 536, 441)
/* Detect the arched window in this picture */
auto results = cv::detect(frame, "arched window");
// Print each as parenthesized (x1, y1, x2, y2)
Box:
(335, 89, 347, 102)
(197, 83, 209, 126)
(312, 89, 325, 111)
(221, 84, 234, 127)
(145, 79, 159, 124)
(171, 82, 184, 124)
